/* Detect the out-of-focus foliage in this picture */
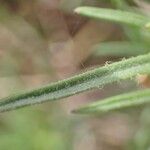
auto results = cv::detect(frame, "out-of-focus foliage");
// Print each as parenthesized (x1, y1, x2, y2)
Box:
(0, 0, 150, 150)
(0, 107, 74, 150)
(93, 42, 150, 56)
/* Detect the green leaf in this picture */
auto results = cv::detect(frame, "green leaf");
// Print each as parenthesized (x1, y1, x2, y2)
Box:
(94, 41, 150, 57)
(0, 53, 150, 112)
(73, 89, 150, 114)
(75, 6, 150, 27)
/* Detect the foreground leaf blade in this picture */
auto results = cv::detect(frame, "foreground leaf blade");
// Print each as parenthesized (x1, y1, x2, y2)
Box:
(0, 53, 150, 112)
(75, 7, 150, 27)
(73, 89, 150, 114)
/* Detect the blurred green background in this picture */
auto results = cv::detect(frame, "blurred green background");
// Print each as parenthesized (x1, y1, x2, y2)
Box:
(0, 0, 150, 150)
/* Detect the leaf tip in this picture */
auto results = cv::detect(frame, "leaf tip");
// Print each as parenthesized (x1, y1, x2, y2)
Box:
(74, 7, 82, 14)
(74, 7, 87, 14)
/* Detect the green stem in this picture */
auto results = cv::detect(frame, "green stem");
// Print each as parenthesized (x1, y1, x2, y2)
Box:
(0, 53, 150, 112)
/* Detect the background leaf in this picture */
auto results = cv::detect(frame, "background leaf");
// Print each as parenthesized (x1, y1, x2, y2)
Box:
(73, 89, 150, 114)
(75, 6, 150, 27)
(93, 41, 150, 57)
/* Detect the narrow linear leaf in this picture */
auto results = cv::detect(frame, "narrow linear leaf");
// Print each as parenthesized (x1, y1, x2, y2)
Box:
(94, 41, 150, 57)
(0, 53, 150, 112)
(75, 6, 150, 27)
(73, 89, 150, 114)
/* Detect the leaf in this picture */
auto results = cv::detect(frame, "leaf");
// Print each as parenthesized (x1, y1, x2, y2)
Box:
(0, 53, 150, 112)
(74, 7, 150, 27)
(93, 41, 150, 57)
(72, 89, 150, 114)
